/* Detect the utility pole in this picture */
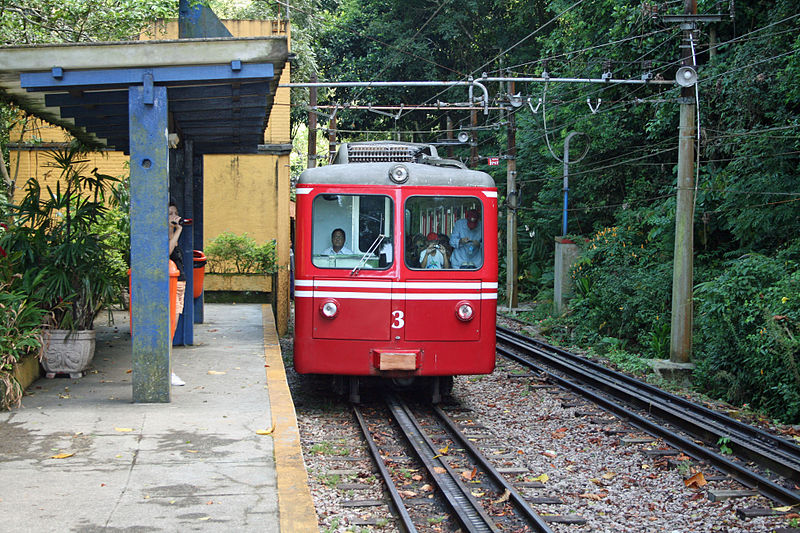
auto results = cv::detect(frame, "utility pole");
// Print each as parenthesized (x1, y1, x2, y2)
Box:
(669, 0, 697, 364)
(470, 109, 478, 168)
(328, 114, 337, 163)
(308, 74, 317, 169)
(446, 114, 454, 159)
(506, 80, 518, 309)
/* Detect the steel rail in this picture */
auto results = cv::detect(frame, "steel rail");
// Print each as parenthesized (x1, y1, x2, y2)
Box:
(497, 326, 800, 484)
(432, 405, 554, 533)
(495, 333, 800, 506)
(352, 404, 418, 533)
(384, 393, 500, 533)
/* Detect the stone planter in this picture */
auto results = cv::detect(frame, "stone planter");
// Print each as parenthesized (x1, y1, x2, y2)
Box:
(42, 329, 96, 378)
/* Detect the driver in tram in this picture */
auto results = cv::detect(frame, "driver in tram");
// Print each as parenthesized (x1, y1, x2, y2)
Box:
(322, 228, 353, 255)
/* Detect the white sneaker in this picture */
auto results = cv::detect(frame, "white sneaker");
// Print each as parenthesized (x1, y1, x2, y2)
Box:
(171, 373, 185, 386)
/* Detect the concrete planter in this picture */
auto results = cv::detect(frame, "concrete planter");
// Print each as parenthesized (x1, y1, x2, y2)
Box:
(204, 273, 272, 293)
(42, 329, 96, 378)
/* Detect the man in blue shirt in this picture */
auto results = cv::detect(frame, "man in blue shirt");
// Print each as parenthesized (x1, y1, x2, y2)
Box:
(449, 209, 482, 269)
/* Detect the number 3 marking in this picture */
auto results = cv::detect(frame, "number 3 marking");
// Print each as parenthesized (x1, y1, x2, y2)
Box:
(391, 310, 405, 329)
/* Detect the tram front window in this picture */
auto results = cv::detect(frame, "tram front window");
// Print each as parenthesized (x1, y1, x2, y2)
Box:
(404, 196, 483, 270)
(312, 194, 394, 269)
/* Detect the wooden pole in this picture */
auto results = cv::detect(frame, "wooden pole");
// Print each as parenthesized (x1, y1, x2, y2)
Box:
(506, 80, 518, 309)
(669, 0, 697, 363)
(470, 109, 478, 168)
(328, 115, 336, 164)
(308, 74, 317, 168)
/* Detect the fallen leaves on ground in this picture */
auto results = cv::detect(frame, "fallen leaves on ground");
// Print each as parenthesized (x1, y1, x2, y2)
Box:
(207, 370, 226, 375)
(531, 473, 549, 483)
(256, 424, 275, 435)
(51, 452, 75, 459)
(492, 489, 511, 504)
(461, 467, 478, 481)
(684, 472, 707, 488)
(115, 427, 133, 432)
(433, 466, 447, 474)
(579, 491, 608, 500)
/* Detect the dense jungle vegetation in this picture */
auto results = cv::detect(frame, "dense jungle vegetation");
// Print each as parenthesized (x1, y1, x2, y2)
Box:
(1, 0, 798, 423)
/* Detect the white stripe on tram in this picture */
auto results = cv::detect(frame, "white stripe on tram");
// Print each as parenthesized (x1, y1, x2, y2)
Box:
(294, 290, 498, 301)
(295, 188, 314, 195)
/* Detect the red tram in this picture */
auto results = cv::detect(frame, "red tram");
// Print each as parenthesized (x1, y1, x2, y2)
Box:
(293, 142, 498, 401)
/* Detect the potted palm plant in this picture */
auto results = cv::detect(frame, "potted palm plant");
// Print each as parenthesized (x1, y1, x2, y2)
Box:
(1, 144, 125, 378)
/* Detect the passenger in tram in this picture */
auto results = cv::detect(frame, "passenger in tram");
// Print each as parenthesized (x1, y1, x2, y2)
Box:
(322, 228, 353, 255)
(406, 233, 426, 268)
(449, 209, 483, 269)
(420, 232, 451, 269)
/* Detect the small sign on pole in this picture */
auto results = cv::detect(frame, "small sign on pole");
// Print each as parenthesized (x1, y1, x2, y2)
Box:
(488, 157, 499, 166)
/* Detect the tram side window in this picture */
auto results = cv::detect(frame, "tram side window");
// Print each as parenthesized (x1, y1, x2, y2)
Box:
(312, 194, 394, 269)
(404, 196, 483, 270)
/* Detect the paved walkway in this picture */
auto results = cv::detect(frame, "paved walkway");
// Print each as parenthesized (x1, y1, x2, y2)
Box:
(0, 304, 316, 532)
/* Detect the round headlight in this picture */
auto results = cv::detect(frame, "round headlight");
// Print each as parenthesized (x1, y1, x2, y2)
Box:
(388, 164, 409, 184)
(456, 302, 474, 322)
(320, 301, 338, 319)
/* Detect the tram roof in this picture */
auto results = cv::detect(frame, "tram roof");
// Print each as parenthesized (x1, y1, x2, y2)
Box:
(297, 162, 496, 188)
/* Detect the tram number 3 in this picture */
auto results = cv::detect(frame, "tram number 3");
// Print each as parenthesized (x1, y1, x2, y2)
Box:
(391, 310, 404, 329)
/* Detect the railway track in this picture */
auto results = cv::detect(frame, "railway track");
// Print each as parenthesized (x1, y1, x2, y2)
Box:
(354, 392, 555, 532)
(496, 325, 800, 507)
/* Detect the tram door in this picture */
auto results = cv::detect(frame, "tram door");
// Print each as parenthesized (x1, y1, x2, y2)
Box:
(310, 194, 394, 341)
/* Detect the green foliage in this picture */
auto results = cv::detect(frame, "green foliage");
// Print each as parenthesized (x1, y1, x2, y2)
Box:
(0, 264, 47, 410)
(717, 436, 733, 455)
(0, 145, 123, 330)
(205, 232, 278, 275)
(693, 247, 800, 423)
(568, 207, 673, 355)
(0, 0, 178, 44)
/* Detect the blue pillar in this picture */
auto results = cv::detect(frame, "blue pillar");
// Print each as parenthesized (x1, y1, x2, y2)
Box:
(192, 147, 205, 324)
(172, 139, 194, 346)
(130, 83, 171, 403)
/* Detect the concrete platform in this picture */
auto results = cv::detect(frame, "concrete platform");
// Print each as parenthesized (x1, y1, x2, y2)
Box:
(0, 304, 316, 532)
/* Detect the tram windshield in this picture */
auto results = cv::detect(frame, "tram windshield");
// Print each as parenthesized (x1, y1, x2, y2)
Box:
(404, 196, 483, 270)
(312, 194, 394, 269)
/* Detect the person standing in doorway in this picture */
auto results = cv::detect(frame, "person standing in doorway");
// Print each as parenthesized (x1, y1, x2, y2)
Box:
(168, 201, 186, 386)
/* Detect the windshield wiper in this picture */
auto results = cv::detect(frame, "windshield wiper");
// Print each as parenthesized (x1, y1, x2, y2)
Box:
(351, 234, 385, 276)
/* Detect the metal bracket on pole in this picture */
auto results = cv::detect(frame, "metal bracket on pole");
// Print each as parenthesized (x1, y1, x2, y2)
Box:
(587, 98, 602, 114)
(143, 73, 154, 106)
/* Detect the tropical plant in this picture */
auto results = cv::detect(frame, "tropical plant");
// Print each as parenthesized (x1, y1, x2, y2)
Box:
(205, 232, 278, 275)
(0, 144, 124, 330)
(0, 246, 48, 409)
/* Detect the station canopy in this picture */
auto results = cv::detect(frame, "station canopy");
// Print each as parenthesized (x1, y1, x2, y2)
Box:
(0, 37, 288, 154)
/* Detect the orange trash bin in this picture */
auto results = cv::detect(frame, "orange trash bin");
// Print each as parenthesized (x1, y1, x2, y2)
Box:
(128, 261, 180, 337)
(192, 250, 206, 299)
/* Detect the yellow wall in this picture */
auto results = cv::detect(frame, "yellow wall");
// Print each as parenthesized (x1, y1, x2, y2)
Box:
(9, 145, 128, 201)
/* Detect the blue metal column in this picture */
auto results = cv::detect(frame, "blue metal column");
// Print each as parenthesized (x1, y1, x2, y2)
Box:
(130, 82, 171, 403)
(192, 146, 205, 324)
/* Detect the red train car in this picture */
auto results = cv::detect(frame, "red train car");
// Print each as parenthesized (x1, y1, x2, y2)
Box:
(293, 142, 498, 401)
